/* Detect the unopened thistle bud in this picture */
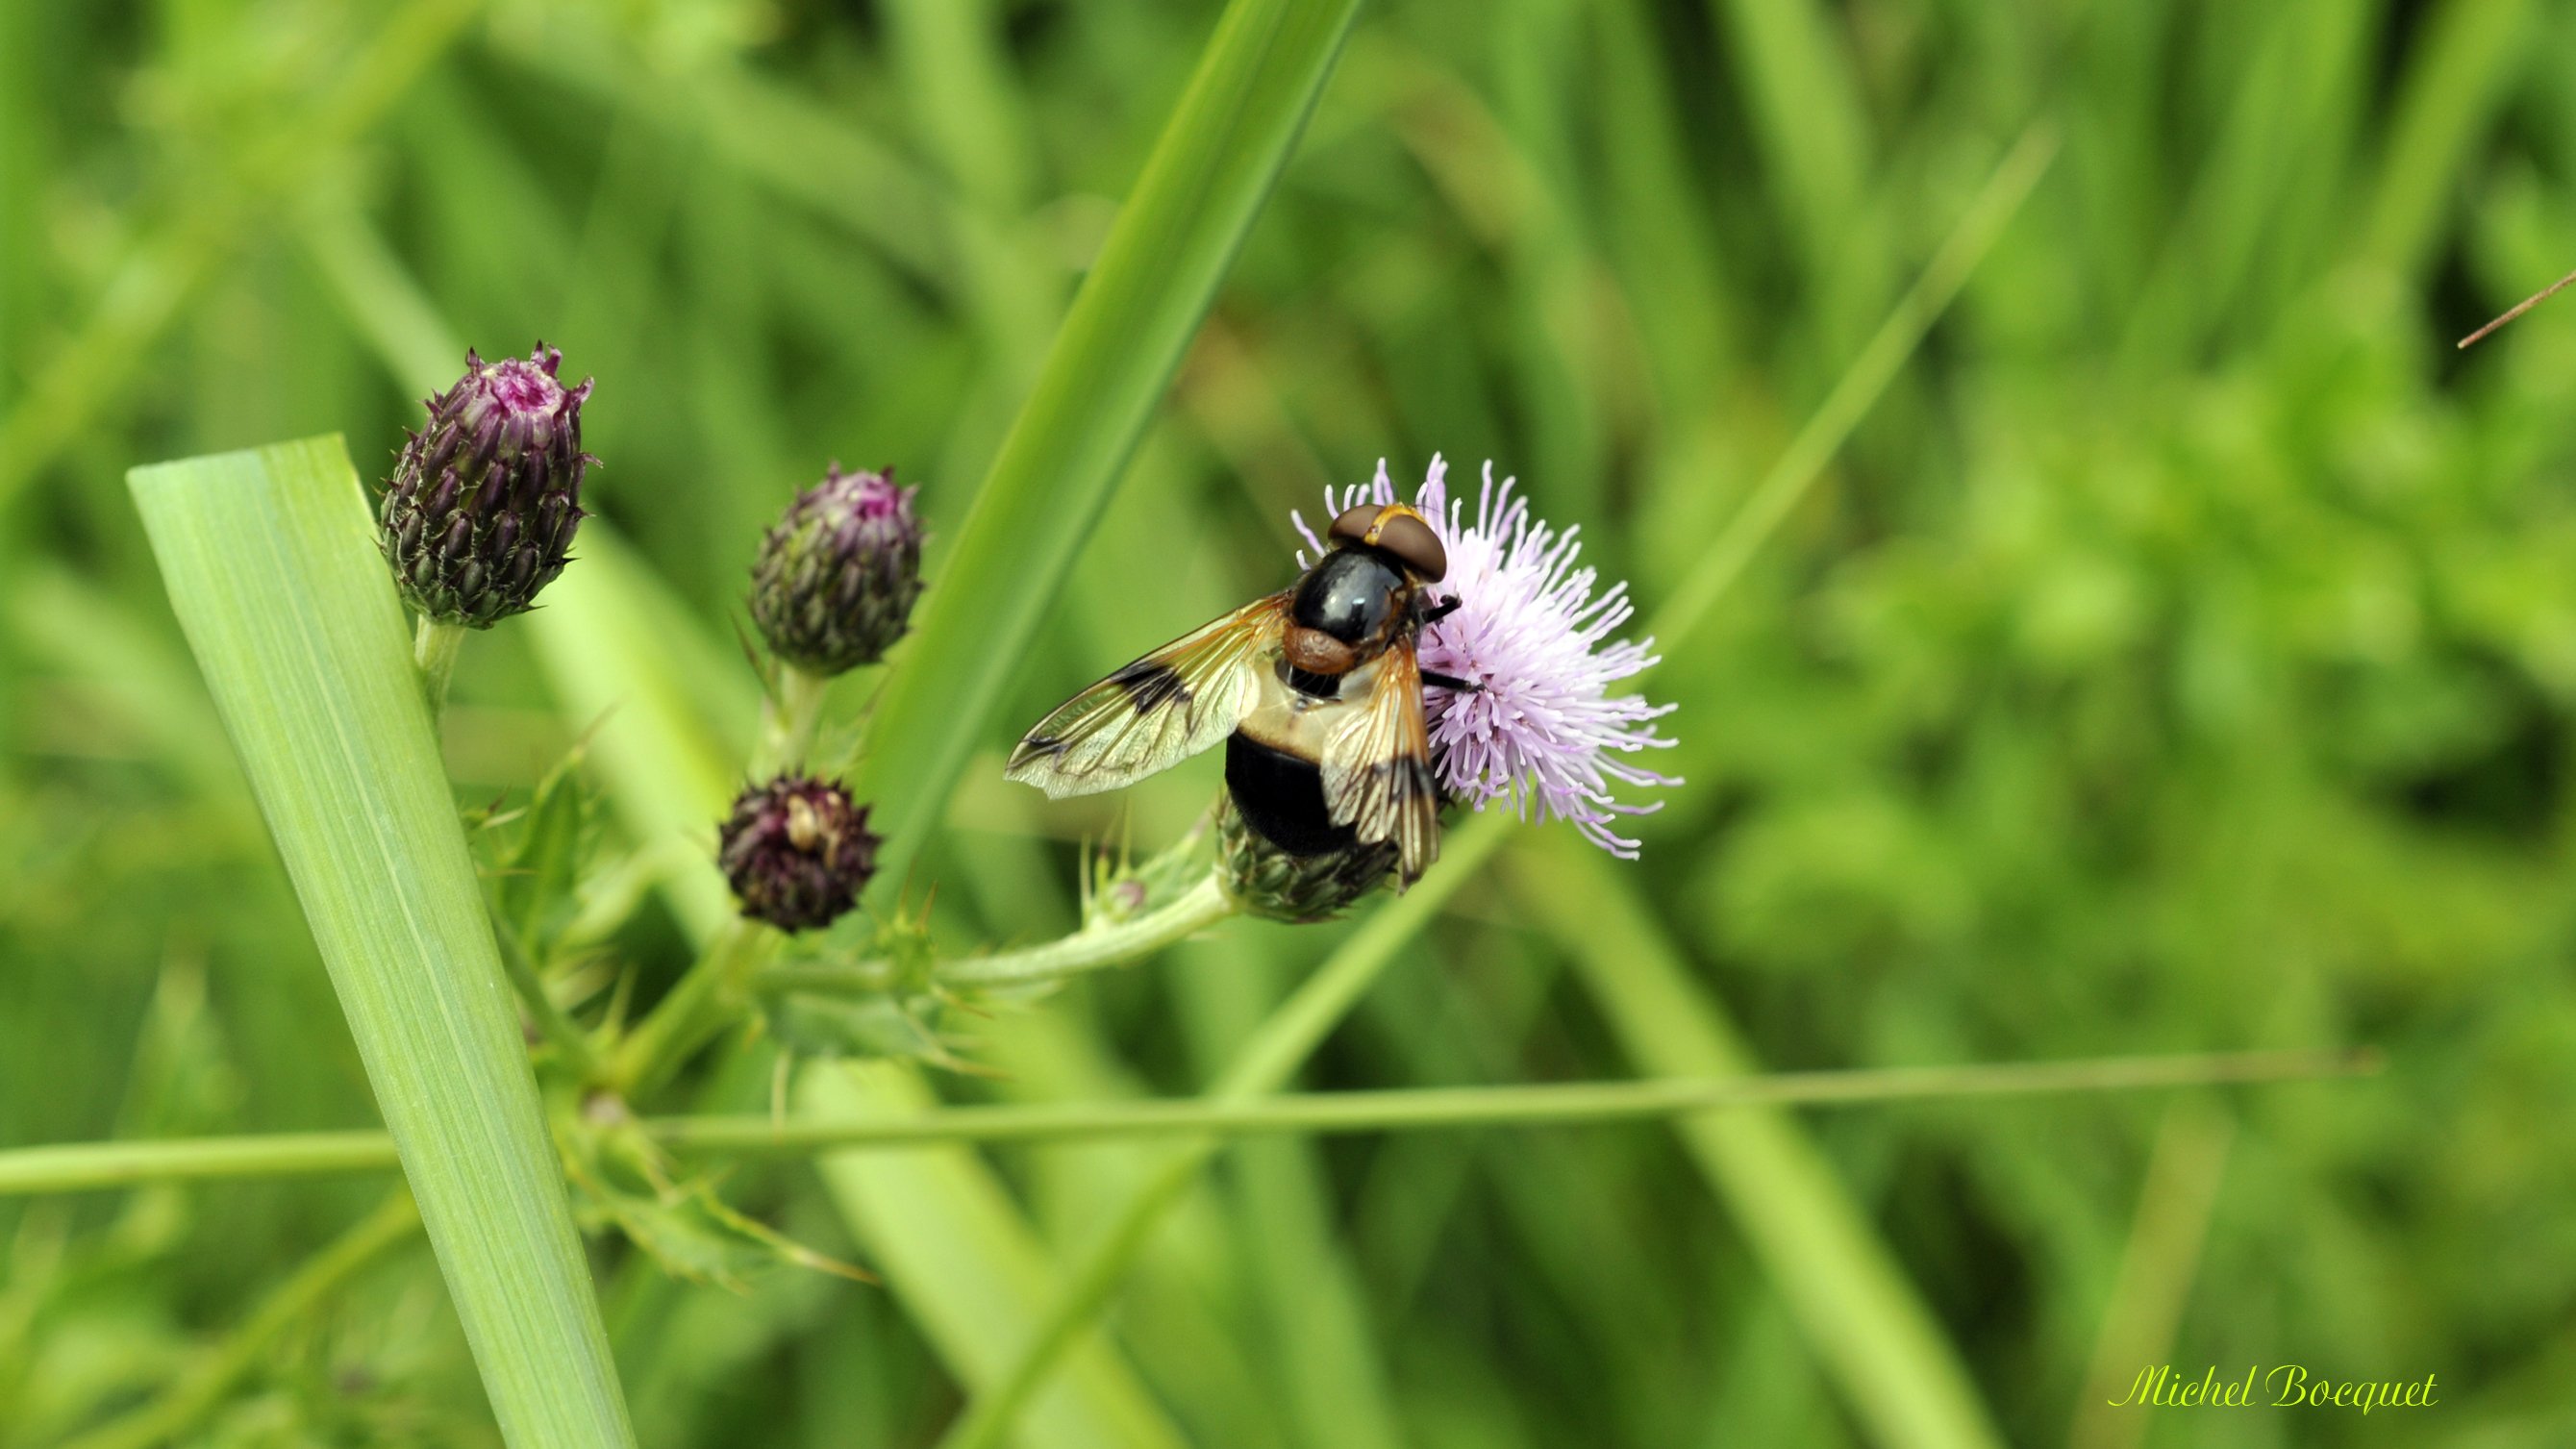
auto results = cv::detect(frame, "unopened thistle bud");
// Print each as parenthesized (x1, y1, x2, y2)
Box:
(378, 344, 594, 628)
(1215, 793, 1399, 924)
(719, 774, 879, 933)
(750, 463, 924, 675)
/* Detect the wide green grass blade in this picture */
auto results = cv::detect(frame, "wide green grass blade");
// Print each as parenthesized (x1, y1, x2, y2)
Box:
(127, 436, 637, 1449)
(1516, 836, 2004, 1449)
(2360, 0, 2537, 275)
(1712, 0, 1873, 277)
(523, 523, 749, 941)
(1169, 944, 1405, 1449)
(803, 1067, 1188, 1449)
(853, 0, 1365, 891)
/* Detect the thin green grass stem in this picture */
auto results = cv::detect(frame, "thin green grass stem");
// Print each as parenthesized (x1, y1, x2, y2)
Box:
(0, 1049, 2372, 1197)
(0, 1132, 401, 1195)
(1647, 122, 2057, 653)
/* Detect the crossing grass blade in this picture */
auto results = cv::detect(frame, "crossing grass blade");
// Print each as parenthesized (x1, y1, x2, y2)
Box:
(127, 436, 638, 1449)
(1518, 837, 2007, 1449)
(851, 0, 1366, 891)
(804, 1066, 1188, 1449)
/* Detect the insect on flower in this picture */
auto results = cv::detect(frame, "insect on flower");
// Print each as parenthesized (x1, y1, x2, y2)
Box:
(1307, 457, 1677, 858)
(1005, 498, 1473, 886)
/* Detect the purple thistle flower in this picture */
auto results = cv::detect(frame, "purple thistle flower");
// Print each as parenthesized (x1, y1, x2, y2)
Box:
(378, 344, 593, 628)
(750, 462, 924, 675)
(719, 773, 880, 933)
(1296, 456, 1678, 857)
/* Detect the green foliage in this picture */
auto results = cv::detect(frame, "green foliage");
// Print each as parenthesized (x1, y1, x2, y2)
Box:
(761, 901, 964, 1072)
(559, 1106, 863, 1292)
(11, 0, 2576, 1447)
(476, 745, 604, 969)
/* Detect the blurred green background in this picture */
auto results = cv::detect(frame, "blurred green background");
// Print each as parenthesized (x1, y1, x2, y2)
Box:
(8, 0, 2576, 1444)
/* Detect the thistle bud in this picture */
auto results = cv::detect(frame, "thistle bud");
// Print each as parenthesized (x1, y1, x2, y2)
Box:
(749, 463, 923, 675)
(1214, 793, 1398, 924)
(719, 774, 879, 933)
(378, 345, 594, 628)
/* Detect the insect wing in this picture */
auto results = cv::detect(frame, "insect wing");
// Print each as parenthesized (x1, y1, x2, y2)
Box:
(1320, 641, 1441, 882)
(1004, 592, 1289, 798)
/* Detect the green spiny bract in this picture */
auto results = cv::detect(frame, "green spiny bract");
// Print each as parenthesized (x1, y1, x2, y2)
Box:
(1215, 792, 1397, 923)
(749, 463, 923, 675)
(719, 773, 880, 933)
(377, 344, 593, 628)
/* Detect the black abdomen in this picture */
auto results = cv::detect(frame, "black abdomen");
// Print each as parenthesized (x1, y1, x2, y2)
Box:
(1225, 733, 1353, 857)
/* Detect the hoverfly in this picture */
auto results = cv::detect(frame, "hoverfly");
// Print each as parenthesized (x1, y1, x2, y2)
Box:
(1005, 502, 1473, 885)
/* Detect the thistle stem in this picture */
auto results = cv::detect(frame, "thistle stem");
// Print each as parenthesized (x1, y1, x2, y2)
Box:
(756, 961, 899, 995)
(0, 1049, 2381, 1196)
(55, 1189, 419, 1449)
(603, 919, 779, 1097)
(609, 666, 828, 1098)
(752, 664, 832, 777)
(939, 874, 1238, 987)
(413, 614, 465, 718)
(752, 873, 1239, 999)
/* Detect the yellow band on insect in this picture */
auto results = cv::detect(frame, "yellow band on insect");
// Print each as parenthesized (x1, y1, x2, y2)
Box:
(1362, 504, 1424, 546)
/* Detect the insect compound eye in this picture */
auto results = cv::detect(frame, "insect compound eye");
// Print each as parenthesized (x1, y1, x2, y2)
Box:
(1372, 511, 1447, 582)
(1327, 504, 1381, 549)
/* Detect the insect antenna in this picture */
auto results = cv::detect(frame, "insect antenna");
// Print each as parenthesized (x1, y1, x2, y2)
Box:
(2460, 264, 2576, 349)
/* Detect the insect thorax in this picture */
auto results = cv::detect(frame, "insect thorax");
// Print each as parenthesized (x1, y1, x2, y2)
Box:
(1291, 549, 1411, 646)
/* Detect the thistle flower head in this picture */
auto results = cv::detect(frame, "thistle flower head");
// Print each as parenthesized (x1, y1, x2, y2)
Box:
(378, 344, 593, 628)
(718, 773, 880, 933)
(750, 463, 924, 675)
(1296, 456, 1678, 857)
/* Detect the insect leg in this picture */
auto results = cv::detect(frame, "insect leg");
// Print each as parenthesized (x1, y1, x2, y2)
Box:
(1421, 668, 1481, 692)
